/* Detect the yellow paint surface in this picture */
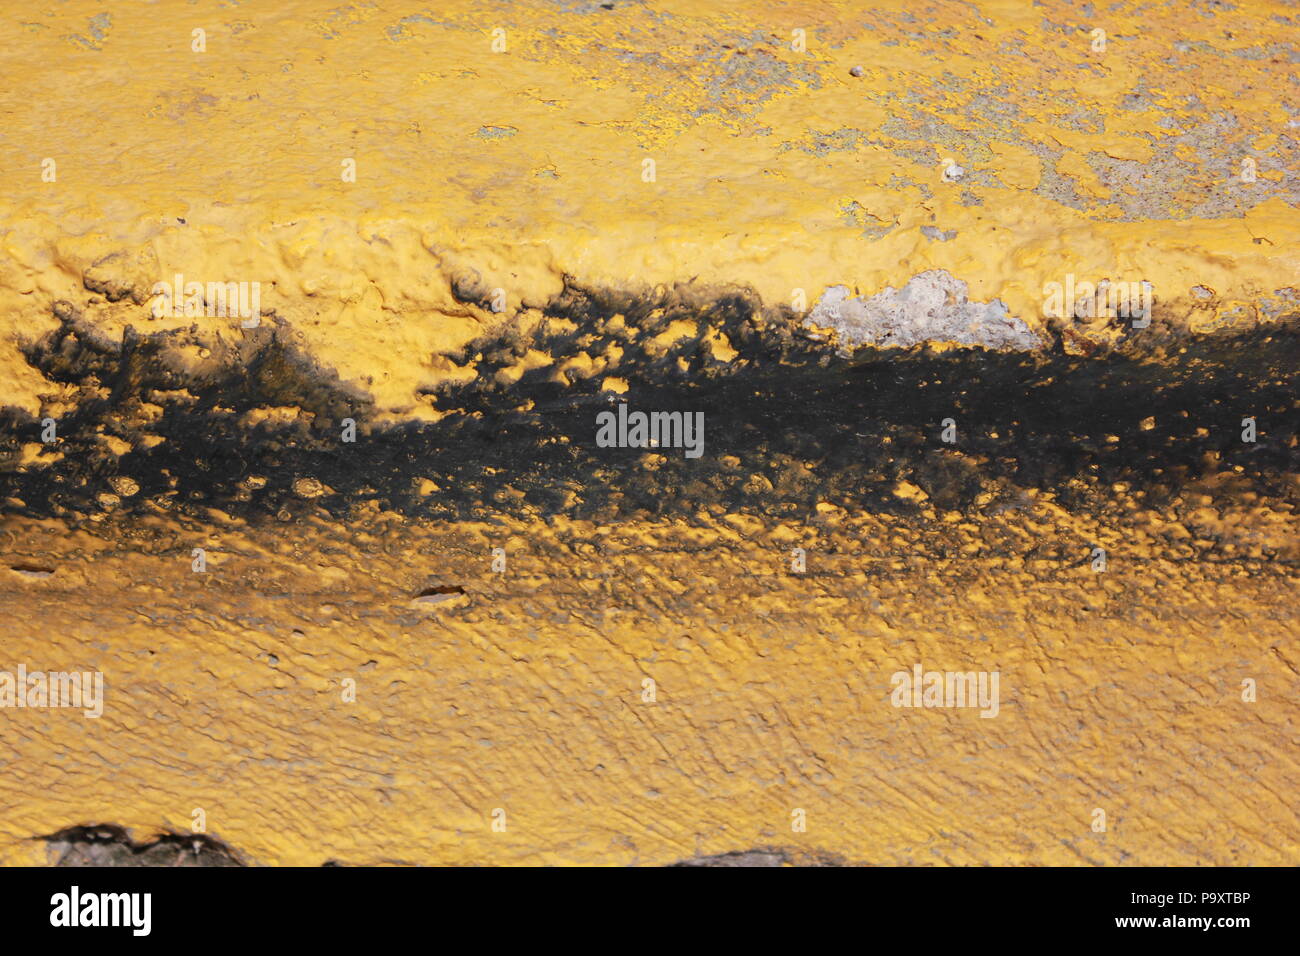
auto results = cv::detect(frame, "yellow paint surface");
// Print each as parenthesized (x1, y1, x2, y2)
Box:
(2, 503, 1296, 866)
(1, 0, 1298, 417)
(1, 0, 1298, 866)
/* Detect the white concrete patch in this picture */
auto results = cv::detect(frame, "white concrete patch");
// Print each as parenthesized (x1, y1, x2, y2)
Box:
(805, 271, 1040, 352)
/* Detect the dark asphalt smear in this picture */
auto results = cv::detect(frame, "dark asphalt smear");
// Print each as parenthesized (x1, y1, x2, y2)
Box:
(1, 289, 1296, 528)
(42, 825, 243, 867)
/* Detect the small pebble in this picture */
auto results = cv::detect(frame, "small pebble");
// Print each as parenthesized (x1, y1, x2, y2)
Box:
(849, 65, 864, 77)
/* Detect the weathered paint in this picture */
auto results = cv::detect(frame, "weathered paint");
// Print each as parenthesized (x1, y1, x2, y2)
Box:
(0, 0, 1297, 866)
(2, 0, 1298, 417)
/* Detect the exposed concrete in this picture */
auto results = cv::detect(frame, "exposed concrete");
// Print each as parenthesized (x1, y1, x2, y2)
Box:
(806, 272, 1040, 351)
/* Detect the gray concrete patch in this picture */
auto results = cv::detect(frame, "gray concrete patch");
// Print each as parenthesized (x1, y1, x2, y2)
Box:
(806, 271, 1040, 351)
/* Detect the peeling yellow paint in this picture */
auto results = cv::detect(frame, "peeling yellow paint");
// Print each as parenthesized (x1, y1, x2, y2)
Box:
(1, 0, 1297, 418)
(1, 0, 1297, 868)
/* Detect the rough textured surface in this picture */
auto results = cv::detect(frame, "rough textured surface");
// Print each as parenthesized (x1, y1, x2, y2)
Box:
(2, 0, 1298, 419)
(0, 0, 1297, 866)
(44, 826, 242, 867)
(806, 273, 1040, 351)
